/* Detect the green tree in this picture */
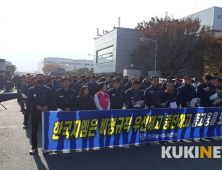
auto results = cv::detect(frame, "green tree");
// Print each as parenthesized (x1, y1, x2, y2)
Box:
(6, 64, 17, 73)
(204, 36, 222, 77)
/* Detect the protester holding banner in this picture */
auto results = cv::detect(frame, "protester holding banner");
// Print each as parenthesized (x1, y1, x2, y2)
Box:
(27, 74, 54, 154)
(124, 81, 145, 109)
(177, 76, 197, 108)
(76, 85, 95, 110)
(107, 78, 125, 109)
(197, 75, 216, 107)
(144, 76, 163, 109)
(94, 83, 110, 110)
(55, 77, 77, 111)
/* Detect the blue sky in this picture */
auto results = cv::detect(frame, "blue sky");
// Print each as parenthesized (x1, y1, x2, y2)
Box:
(0, 0, 221, 72)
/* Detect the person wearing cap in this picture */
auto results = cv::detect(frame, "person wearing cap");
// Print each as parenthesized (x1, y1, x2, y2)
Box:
(77, 75, 86, 87)
(162, 76, 172, 91)
(69, 76, 80, 92)
(86, 76, 98, 97)
(196, 75, 216, 107)
(106, 75, 114, 86)
(141, 76, 151, 90)
(216, 78, 222, 99)
(124, 76, 141, 91)
(55, 77, 77, 111)
(27, 74, 54, 154)
(177, 76, 197, 108)
(45, 76, 56, 92)
(123, 75, 129, 85)
(144, 76, 163, 109)
(174, 78, 181, 94)
(23, 77, 36, 129)
(70, 76, 81, 92)
(211, 76, 217, 86)
(94, 83, 110, 110)
(125, 81, 145, 109)
(107, 78, 125, 109)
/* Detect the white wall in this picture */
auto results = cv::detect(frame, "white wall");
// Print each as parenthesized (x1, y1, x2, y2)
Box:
(38, 57, 94, 73)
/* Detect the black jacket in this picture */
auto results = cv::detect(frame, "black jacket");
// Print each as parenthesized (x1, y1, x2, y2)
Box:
(76, 95, 95, 110)
(124, 88, 144, 109)
(144, 85, 162, 108)
(161, 91, 177, 107)
(177, 84, 196, 107)
(107, 88, 124, 109)
(55, 88, 77, 111)
(197, 83, 216, 107)
(27, 86, 54, 110)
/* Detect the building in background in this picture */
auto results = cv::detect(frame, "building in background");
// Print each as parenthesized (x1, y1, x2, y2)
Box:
(93, 27, 141, 74)
(0, 59, 6, 71)
(93, 6, 222, 77)
(180, 6, 222, 37)
(37, 57, 93, 73)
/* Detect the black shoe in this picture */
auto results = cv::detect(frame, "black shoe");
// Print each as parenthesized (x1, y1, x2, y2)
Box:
(205, 137, 213, 140)
(157, 141, 166, 145)
(29, 147, 37, 154)
(145, 143, 150, 145)
(178, 139, 184, 143)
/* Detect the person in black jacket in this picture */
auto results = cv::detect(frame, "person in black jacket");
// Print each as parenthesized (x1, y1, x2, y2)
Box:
(174, 78, 181, 94)
(162, 76, 172, 91)
(23, 77, 36, 129)
(55, 77, 77, 111)
(196, 75, 216, 107)
(142, 76, 151, 90)
(124, 81, 144, 109)
(76, 85, 95, 110)
(177, 76, 197, 108)
(144, 76, 163, 109)
(162, 82, 177, 108)
(86, 76, 98, 97)
(27, 74, 54, 154)
(107, 78, 124, 109)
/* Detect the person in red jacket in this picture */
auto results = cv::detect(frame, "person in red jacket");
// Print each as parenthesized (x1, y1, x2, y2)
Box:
(94, 83, 110, 110)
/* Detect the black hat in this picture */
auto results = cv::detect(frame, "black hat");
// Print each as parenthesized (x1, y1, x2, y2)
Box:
(167, 76, 172, 79)
(184, 76, 191, 80)
(113, 78, 121, 83)
(205, 75, 212, 80)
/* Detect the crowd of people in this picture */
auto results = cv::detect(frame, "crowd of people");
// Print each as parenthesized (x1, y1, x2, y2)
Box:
(2, 73, 222, 154)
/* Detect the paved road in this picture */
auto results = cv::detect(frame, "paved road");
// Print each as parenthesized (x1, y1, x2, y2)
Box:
(1, 99, 222, 170)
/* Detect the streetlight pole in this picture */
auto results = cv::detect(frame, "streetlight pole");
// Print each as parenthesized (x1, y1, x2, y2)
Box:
(140, 38, 158, 76)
